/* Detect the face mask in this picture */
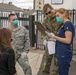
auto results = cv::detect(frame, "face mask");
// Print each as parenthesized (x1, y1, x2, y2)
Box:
(56, 17, 63, 23)
(13, 20, 18, 26)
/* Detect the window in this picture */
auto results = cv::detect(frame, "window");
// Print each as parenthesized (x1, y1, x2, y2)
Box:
(51, 0, 63, 4)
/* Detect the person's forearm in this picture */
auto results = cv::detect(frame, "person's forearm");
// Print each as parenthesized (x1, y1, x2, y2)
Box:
(54, 36, 71, 44)
(24, 39, 30, 53)
(24, 30, 30, 53)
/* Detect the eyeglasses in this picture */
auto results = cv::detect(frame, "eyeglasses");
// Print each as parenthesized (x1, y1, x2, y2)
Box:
(45, 11, 51, 15)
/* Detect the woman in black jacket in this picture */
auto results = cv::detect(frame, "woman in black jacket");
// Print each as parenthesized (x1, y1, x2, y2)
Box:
(0, 28, 17, 75)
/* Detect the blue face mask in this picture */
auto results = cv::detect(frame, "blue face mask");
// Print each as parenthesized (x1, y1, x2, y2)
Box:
(13, 20, 18, 26)
(56, 17, 63, 23)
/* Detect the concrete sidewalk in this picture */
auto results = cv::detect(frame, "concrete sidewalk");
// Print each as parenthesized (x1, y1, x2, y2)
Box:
(16, 50, 45, 75)
(16, 49, 76, 75)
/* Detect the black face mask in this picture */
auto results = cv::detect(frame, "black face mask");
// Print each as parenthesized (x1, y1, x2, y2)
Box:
(45, 11, 51, 15)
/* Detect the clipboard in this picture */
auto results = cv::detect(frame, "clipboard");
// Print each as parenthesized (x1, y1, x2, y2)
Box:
(34, 21, 49, 36)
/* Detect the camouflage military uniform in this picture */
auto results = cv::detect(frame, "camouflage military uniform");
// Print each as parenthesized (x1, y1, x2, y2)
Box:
(42, 12, 63, 75)
(9, 25, 32, 75)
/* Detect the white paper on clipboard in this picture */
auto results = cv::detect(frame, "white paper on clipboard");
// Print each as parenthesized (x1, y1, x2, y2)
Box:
(47, 41, 55, 54)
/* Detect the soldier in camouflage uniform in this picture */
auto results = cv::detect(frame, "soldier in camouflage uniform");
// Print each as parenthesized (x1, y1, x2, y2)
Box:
(41, 4, 63, 75)
(8, 13, 32, 75)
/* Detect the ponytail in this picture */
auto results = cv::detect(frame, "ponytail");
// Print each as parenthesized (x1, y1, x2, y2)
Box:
(65, 10, 71, 20)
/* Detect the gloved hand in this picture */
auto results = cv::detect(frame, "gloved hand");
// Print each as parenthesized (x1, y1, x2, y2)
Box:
(21, 52, 27, 59)
(43, 40, 47, 47)
(45, 31, 55, 38)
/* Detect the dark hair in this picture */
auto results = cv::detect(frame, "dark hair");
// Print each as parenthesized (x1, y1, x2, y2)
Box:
(43, 3, 53, 15)
(8, 13, 16, 20)
(56, 8, 71, 20)
(0, 28, 12, 56)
